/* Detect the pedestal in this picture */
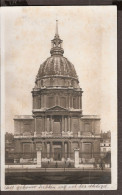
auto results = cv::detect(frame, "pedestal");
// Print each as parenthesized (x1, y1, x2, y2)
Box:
(74, 148, 80, 168)
(37, 150, 42, 167)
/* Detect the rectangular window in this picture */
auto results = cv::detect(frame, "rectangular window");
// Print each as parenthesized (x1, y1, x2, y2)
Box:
(23, 143, 31, 153)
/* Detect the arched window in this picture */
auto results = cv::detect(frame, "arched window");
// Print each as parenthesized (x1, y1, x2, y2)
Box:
(73, 97, 77, 109)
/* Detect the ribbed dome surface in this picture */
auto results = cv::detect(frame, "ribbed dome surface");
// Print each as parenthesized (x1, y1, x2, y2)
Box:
(37, 56, 78, 79)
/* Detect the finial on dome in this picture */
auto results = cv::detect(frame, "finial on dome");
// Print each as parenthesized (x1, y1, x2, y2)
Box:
(55, 20, 58, 36)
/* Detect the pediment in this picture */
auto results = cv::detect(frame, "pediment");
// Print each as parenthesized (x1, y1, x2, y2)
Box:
(46, 106, 68, 112)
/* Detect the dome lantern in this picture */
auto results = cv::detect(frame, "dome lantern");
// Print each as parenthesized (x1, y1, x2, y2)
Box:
(50, 20, 64, 56)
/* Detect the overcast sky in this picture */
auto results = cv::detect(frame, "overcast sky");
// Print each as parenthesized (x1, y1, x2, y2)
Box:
(1, 6, 117, 134)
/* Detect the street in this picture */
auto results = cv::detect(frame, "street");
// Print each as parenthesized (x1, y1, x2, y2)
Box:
(5, 169, 111, 185)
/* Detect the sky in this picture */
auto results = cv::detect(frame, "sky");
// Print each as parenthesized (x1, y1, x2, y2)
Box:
(1, 6, 117, 134)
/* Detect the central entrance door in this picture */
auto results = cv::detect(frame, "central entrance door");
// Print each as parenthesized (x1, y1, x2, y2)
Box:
(54, 148, 62, 161)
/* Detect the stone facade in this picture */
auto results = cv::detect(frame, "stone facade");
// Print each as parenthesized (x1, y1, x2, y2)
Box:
(14, 21, 101, 164)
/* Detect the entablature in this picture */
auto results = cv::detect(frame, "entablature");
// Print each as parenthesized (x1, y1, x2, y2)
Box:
(32, 87, 83, 95)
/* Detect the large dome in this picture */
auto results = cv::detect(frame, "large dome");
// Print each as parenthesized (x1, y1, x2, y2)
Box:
(35, 20, 79, 87)
(37, 56, 78, 79)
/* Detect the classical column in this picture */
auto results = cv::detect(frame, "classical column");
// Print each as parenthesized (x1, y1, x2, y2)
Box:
(39, 95, 41, 109)
(72, 97, 73, 108)
(50, 141, 53, 161)
(45, 117, 47, 132)
(91, 142, 94, 158)
(78, 117, 80, 134)
(67, 117, 69, 131)
(62, 116, 65, 132)
(79, 141, 82, 159)
(50, 116, 52, 132)
(43, 116, 45, 132)
(68, 95, 69, 108)
(62, 141, 65, 161)
(51, 117, 53, 133)
(43, 95, 45, 107)
(45, 142, 47, 158)
(62, 116, 63, 131)
(61, 116, 62, 132)
(69, 95, 70, 108)
(34, 118, 36, 136)
(68, 141, 71, 158)
(79, 96, 80, 109)
(42, 141, 45, 159)
(65, 117, 67, 132)
(43, 116, 45, 131)
(70, 116, 72, 132)
(80, 95, 82, 109)
(42, 94, 44, 108)
(44, 94, 46, 108)
(71, 117, 73, 132)
(68, 116, 70, 131)
(70, 95, 72, 108)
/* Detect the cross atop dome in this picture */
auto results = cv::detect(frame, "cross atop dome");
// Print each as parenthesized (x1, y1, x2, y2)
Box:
(50, 20, 64, 56)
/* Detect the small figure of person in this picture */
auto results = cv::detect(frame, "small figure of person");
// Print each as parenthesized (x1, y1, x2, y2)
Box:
(93, 162, 97, 169)
(55, 161, 58, 168)
(68, 162, 71, 168)
(48, 160, 50, 167)
(99, 162, 103, 170)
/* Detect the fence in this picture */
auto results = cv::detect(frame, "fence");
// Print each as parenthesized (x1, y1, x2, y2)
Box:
(5, 151, 111, 169)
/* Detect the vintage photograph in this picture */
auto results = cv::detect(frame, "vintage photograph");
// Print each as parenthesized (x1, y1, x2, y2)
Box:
(1, 6, 117, 190)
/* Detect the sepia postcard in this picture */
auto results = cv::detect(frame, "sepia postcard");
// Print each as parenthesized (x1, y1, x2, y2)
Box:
(1, 6, 117, 191)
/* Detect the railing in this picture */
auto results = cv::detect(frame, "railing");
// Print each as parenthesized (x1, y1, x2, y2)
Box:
(14, 132, 101, 138)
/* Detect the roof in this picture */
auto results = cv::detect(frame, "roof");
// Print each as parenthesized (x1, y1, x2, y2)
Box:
(82, 115, 101, 119)
(14, 115, 34, 120)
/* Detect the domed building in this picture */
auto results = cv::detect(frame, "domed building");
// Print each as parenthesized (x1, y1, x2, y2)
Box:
(14, 21, 101, 166)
